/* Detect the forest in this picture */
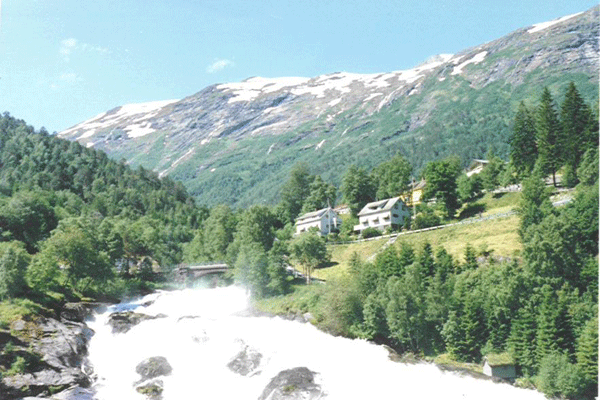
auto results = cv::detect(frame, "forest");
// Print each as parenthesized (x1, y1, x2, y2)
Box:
(0, 82, 597, 399)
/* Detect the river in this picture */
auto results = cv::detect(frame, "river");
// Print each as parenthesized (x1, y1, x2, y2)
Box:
(85, 286, 547, 400)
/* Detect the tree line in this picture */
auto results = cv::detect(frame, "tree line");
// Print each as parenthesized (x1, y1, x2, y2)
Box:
(0, 112, 207, 301)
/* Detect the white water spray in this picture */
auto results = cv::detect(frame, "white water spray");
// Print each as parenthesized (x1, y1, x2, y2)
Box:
(86, 286, 546, 400)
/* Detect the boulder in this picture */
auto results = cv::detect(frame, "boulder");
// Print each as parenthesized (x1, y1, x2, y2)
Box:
(135, 378, 164, 400)
(227, 346, 262, 376)
(107, 311, 165, 334)
(1, 317, 93, 399)
(21, 385, 95, 400)
(60, 302, 107, 323)
(258, 367, 324, 400)
(136, 356, 173, 381)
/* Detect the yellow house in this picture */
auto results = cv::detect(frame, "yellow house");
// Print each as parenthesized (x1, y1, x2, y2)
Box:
(400, 180, 426, 207)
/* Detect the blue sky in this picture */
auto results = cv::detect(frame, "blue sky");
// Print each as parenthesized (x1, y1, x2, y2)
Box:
(0, 0, 596, 132)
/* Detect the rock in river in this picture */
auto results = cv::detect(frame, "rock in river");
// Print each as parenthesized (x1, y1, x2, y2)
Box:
(258, 367, 324, 400)
(227, 345, 262, 376)
(136, 356, 173, 381)
(107, 311, 165, 334)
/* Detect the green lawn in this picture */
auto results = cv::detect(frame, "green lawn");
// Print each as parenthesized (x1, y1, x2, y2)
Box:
(317, 192, 523, 278)
(313, 237, 388, 280)
(391, 214, 521, 263)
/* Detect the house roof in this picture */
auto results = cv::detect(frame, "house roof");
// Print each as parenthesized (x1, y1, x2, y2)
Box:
(357, 197, 404, 217)
(295, 207, 336, 225)
(408, 179, 426, 191)
(467, 159, 490, 170)
(485, 353, 515, 367)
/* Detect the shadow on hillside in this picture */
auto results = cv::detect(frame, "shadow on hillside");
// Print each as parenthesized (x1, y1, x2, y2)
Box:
(317, 261, 338, 270)
(492, 192, 506, 199)
(459, 202, 486, 219)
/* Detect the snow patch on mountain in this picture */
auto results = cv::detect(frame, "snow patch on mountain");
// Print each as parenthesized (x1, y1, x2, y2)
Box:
(365, 93, 383, 101)
(60, 99, 178, 139)
(528, 12, 583, 33)
(218, 57, 455, 104)
(451, 51, 488, 75)
(159, 148, 194, 178)
(218, 76, 310, 103)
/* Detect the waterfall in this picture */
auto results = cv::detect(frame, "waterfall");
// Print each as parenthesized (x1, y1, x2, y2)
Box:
(85, 286, 546, 400)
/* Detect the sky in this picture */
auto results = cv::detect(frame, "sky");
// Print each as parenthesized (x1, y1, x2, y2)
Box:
(0, 0, 597, 133)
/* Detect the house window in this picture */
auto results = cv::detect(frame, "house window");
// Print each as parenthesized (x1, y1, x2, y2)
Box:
(393, 214, 398, 218)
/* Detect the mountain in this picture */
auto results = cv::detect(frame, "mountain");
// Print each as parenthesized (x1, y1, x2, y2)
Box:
(59, 7, 599, 207)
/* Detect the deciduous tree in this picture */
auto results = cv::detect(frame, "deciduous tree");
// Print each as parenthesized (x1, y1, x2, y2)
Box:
(422, 156, 461, 219)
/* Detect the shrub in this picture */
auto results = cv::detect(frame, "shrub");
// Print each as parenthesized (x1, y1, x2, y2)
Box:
(6, 356, 27, 376)
(361, 228, 382, 239)
(536, 352, 585, 399)
(413, 211, 441, 229)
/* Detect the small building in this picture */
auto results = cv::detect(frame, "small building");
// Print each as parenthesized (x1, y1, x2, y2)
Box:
(333, 204, 351, 215)
(353, 197, 411, 233)
(294, 207, 341, 236)
(483, 353, 517, 380)
(466, 159, 490, 177)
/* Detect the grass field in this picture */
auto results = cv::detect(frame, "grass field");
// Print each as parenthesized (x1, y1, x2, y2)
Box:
(391, 214, 521, 263)
(315, 192, 523, 279)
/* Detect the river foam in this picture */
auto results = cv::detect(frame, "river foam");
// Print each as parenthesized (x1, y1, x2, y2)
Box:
(86, 286, 546, 400)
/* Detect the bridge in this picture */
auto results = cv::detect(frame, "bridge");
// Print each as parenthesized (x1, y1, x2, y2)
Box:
(174, 262, 231, 282)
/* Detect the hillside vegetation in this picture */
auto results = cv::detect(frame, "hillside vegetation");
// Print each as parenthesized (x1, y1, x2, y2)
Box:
(59, 7, 599, 207)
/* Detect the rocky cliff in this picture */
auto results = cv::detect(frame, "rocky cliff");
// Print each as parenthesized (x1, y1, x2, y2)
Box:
(59, 7, 599, 207)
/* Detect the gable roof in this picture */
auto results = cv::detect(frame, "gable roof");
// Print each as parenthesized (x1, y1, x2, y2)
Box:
(295, 207, 336, 225)
(484, 353, 515, 367)
(357, 197, 403, 217)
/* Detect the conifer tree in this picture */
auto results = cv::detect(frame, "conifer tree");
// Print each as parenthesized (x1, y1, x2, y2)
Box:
(374, 246, 401, 279)
(576, 316, 598, 395)
(536, 285, 560, 364)
(509, 101, 537, 177)
(560, 82, 592, 176)
(418, 242, 435, 279)
(508, 300, 537, 375)
(398, 242, 415, 269)
(463, 244, 478, 271)
(535, 88, 561, 186)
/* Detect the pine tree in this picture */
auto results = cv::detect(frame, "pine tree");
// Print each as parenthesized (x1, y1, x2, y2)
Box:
(560, 82, 592, 176)
(374, 246, 402, 278)
(536, 285, 560, 364)
(508, 300, 537, 375)
(418, 242, 435, 278)
(509, 101, 537, 177)
(463, 243, 478, 271)
(576, 316, 598, 395)
(535, 88, 561, 186)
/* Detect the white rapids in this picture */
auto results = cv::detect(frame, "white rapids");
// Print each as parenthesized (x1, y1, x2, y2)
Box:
(85, 286, 546, 400)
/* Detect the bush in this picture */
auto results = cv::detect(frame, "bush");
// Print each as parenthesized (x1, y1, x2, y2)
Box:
(536, 352, 585, 399)
(6, 356, 27, 376)
(361, 227, 382, 239)
(413, 211, 441, 229)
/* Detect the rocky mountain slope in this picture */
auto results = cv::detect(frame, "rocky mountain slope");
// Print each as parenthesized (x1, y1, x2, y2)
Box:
(60, 7, 599, 207)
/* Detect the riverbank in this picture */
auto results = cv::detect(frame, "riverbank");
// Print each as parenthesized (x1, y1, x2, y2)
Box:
(0, 301, 104, 399)
(250, 288, 520, 388)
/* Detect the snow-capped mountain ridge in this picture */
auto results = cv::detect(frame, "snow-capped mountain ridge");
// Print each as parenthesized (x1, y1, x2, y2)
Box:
(58, 7, 599, 207)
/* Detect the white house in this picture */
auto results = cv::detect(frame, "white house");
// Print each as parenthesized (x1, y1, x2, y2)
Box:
(294, 207, 341, 236)
(353, 197, 410, 233)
